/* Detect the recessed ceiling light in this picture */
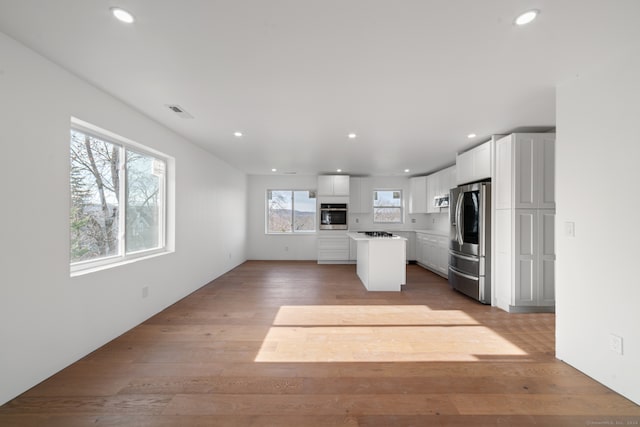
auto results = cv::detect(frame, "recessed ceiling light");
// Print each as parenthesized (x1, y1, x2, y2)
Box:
(347, 133, 357, 139)
(110, 7, 135, 24)
(404, 169, 410, 173)
(234, 131, 243, 137)
(467, 133, 477, 139)
(515, 9, 539, 26)
(336, 169, 342, 173)
(271, 168, 277, 172)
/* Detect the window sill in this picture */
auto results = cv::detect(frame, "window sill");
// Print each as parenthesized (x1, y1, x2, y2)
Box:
(70, 249, 173, 278)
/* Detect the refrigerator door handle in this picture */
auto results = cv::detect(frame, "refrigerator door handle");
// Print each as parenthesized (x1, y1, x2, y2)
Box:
(480, 184, 486, 257)
(455, 192, 464, 245)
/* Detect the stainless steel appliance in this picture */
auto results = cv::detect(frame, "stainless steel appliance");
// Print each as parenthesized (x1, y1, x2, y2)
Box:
(434, 195, 449, 208)
(319, 203, 348, 230)
(449, 181, 491, 304)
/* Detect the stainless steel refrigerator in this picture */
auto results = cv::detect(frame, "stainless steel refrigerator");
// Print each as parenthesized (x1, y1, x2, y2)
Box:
(449, 180, 491, 304)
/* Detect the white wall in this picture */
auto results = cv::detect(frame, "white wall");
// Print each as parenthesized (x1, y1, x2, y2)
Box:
(247, 175, 318, 260)
(556, 51, 640, 404)
(0, 32, 247, 405)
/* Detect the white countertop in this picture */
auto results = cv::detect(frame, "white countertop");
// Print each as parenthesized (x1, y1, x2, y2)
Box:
(347, 232, 407, 241)
(348, 229, 449, 237)
(413, 229, 449, 237)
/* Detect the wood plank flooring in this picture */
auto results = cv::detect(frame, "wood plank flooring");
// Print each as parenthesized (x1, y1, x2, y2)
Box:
(1, 261, 639, 426)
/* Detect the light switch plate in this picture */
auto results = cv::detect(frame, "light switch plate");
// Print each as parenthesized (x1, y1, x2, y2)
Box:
(564, 221, 575, 237)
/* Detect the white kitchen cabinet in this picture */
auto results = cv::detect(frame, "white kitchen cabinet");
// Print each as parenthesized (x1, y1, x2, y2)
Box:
(495, 133, 555, 210)
(439, 166, 456, 199)
(420, 237, 430, 269)
(415, 233, 425, 264)
(436, 236, 449, 276)
(456, 140, 491, 185)
(394, 231, 415, 263)
(456, 150, 473, 185)
(349, 177, 372, 213)
(415, 231, 448, 278)
(318, 175, 350, 196)
(424, 234, 438, 270)
(494, 133, 556, 312)
(425, 166, 456, 213)
(426, 174, 439, 213)
(409, 176, 428, 214)
(495, 209, 555, 311)
(317, 234, 350, 264)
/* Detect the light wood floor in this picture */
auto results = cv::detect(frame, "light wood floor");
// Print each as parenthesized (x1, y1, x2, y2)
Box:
(1, 261, 639, 426)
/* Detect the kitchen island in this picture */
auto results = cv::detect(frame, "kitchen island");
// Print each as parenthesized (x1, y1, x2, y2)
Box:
(347, 232, 407, 291)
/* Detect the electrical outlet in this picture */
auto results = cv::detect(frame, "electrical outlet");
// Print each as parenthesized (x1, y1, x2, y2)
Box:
(284, 246, 289, 252)
(355, 218, 359, 223)
(411, 218, 416, 223)
(609, 334, 623, 355)
(142, 286, 149, 299)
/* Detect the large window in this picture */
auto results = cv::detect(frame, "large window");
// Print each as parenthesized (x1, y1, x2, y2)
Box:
(373, 190, 403, 223)
(267, 190, 316, 233)
(70, 123, 167, 272)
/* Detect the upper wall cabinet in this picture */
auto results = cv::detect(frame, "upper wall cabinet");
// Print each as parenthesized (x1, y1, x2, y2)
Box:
(350, 177, 372, 213)
(409, 176, 428, 214)
(456, 140, 491, 185)
(495, 133, 556, 210)
(426, 174, 439, 213)
(437, 166, 453, 197)
(410, 165, 456, 214)
(318, 175, 350, 196)
(427, 165, 456, 213)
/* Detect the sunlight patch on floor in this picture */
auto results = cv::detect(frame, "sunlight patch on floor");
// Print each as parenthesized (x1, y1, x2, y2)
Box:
(255, 305, 528, 362)
(272, 305, 478, 326)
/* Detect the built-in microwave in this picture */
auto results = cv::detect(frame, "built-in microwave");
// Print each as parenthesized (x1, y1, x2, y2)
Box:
(434, 195, 449, 208)
(319, 203, 348, 230)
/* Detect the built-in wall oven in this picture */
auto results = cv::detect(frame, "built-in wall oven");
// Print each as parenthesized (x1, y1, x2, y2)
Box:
(319, 203, 348, 230)
(449, 181, 491, 304)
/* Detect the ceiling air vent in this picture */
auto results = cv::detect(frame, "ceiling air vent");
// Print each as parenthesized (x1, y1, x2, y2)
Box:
(166, 104, 194, 119)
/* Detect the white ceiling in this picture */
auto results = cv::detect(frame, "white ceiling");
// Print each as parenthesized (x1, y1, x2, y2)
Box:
(1, 1, 639, 176)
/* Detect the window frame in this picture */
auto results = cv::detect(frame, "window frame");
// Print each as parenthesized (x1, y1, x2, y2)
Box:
(70, 118, 170, 275)
(266, 189, 317, 234)
(372, 189, 404, 224)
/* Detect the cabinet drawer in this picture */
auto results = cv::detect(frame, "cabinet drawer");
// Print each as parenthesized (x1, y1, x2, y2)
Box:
(318, 236, 349, 261)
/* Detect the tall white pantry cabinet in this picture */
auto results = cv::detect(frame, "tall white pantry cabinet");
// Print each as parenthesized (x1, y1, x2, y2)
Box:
(494, 133, 556, 312)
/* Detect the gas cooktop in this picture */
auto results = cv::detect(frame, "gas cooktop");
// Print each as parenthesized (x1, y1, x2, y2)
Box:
(358, 231, 395, 238)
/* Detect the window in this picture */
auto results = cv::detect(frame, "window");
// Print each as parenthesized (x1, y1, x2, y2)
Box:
(267, 190, 316, 233)
(70, 122, 167, 272)
(373, 190, 403, 223)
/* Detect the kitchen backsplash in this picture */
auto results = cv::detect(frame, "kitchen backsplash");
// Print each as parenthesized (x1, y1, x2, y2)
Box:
(350, 211, 449, 233)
